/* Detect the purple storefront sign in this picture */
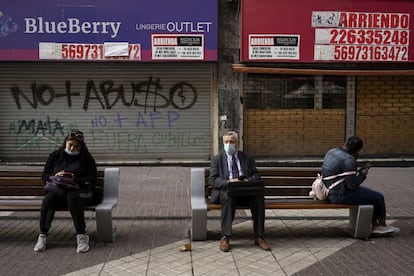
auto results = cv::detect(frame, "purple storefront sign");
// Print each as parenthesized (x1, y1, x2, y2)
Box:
(0, 0, 218, 61)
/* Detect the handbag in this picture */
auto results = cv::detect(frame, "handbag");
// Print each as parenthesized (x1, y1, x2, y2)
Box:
(309, 171, 356, 200)
(44, 175, 79, 193)
(227, 180, 264, 197)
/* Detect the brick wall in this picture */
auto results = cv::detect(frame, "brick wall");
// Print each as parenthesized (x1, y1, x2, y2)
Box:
(243, 76, 414, 158)
(357, 76, 414, 156)
(243, 109, 345, 157)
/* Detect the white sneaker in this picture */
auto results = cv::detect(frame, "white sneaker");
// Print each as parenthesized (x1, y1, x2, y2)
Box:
(76, 234, 89, 253)
(34, 234, 47, 252)
(388, 225, 400, 234)
(371, 225, 395, 235)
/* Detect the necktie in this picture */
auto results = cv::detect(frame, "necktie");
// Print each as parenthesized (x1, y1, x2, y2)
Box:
(231, 155, 239, 178)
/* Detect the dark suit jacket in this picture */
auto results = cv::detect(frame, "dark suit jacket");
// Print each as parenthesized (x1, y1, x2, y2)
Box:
(209, 151, 260, 203)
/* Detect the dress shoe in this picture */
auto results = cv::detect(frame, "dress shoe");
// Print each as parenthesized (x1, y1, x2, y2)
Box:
(219, 236, 230, 252)
(255, 237, 271, 251)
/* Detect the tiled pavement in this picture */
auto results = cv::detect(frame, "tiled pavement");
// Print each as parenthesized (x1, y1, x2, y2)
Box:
(0, 166, 413, 275)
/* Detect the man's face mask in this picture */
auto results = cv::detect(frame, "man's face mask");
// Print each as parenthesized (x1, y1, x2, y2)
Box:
(224, 143, 236, 155)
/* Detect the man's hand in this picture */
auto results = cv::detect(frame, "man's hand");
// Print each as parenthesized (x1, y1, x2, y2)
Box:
(229, 177, 245, 182)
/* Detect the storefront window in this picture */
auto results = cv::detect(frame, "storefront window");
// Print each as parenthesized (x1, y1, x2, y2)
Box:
(244, 74, 346, 109)
(321, 76, 346, 108)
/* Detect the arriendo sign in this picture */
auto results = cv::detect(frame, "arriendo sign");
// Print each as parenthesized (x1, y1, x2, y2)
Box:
(241, 0, 414, 63)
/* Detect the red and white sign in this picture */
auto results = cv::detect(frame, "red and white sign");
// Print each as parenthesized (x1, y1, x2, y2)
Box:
(39, 43, 141, 60)
(249, 34, 300, 60)
(241, 0, 414, 63)
(151, 34, 204, 60)
(313, 11, 410, 61)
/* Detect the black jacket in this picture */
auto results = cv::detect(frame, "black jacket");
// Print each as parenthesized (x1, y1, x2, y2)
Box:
(42, 149, 97, 192)
(209, 151, 260, 203)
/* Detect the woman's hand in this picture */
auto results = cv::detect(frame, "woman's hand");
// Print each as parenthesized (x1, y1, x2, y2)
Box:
(55, 170, 65, 177)
(55, 171, 74, 179)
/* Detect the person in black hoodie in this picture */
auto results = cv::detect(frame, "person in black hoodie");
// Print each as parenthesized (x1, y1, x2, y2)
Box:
(34, 130, 98, 253)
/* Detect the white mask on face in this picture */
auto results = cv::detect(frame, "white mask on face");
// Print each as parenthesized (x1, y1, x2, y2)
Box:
(224, 143, 236, 155)
(64, 148, 80, 156)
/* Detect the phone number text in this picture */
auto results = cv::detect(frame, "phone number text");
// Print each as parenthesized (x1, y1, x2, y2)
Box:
(60, 44, 141, 60)
(329, 29, 409, 45)
(333, 45, 408, 61)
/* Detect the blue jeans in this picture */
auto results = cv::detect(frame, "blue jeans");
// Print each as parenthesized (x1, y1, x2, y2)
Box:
(329, 186, 386, 225)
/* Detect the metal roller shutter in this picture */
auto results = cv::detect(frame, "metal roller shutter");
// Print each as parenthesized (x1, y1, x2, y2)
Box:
(0, 62, 212, 163)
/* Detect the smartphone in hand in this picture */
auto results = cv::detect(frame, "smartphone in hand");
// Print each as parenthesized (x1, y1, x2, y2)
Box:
(62, 171, 74, 178)
(359, 162, 372, 172)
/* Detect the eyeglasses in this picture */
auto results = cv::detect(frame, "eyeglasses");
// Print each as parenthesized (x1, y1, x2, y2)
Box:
(68, 132, 84, 142)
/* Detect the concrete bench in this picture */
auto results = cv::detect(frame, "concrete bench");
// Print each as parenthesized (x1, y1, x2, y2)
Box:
(0, 167, 119, 242)
(191, 167, 373, 241)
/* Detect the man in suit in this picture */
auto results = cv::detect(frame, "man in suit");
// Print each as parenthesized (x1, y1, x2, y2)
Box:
(209, 131, 270, 252)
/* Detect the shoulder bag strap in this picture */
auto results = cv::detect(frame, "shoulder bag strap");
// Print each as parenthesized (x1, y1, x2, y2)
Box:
(322, 171, 356, 180)
(322, 171, 356, 190)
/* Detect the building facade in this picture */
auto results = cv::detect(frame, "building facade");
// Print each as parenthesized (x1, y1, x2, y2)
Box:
(0, 0, 413, 163)
(219, 0, 414, 159)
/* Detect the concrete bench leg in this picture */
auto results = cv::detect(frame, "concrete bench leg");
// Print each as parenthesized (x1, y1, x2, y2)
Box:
(95, 207, 116, 242)
(190, 168, 208, 241)
(191, 207, 207, 241)
(349, 205, 373, 239)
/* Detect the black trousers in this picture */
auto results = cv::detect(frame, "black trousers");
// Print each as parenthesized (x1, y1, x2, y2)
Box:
(39, 189, 96, 234)
(218, 191, 265, 237)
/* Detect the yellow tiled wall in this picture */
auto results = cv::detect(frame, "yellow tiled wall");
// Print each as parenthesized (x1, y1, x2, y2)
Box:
(243, 76, 414, 157)
(243, 109, 345, 157)
(357, 76, 414, 156)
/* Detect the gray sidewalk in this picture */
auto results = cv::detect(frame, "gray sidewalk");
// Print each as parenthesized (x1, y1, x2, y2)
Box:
(0, 166, 413, 275)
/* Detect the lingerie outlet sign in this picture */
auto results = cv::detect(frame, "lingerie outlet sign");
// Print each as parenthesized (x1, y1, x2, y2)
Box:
(0, 0, 218, 61)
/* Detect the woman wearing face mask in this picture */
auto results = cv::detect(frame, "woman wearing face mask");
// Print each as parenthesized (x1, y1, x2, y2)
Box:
(34, 130, 98, 253)
(209, 131, 270, 252)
